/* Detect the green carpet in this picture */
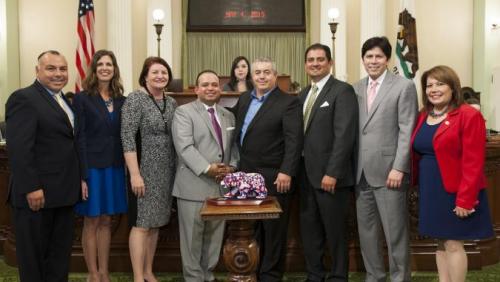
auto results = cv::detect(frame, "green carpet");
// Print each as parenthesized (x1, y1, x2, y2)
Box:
(1, 257, 499, 281)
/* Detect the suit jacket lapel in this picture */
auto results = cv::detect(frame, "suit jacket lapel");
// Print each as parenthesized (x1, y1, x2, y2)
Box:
(363, 72, 395, 130)
(299, 86, 310, 105)
(34, 81, 73, 132)
(195, 100, 220, 145)
(245, 87, 279, 135)
(434, 109, 458, 140)
(305, 76, 334, 131)
(216, 104, 229, 151)
(90, 94, 112, 130)
(236, 92, 252, 135)
(358, 77, 369, 128)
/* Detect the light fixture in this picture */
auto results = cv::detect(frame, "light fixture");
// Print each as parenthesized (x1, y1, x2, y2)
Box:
(152, 9, 165, 57)
(327, 8, 340, 76)
(328, 8, 340, 21)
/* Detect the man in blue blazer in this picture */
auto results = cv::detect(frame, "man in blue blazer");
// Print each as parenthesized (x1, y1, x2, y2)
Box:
(6, 50, 81, 281)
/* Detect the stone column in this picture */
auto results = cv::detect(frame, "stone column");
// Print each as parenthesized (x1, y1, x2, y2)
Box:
(359, 0, 386, 78)
(107, 0, 133, 94)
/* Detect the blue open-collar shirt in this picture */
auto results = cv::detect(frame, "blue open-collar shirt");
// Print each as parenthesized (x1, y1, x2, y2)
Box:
(239, 87, 275, 145)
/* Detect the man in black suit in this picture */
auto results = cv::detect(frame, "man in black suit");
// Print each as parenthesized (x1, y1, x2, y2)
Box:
(233, 57, 303, 282)
(6, 50, 81, 281)
(299, 44, 358, 281)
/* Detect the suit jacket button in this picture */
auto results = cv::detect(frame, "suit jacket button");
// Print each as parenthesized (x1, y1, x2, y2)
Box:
(218, 154, 222, 157)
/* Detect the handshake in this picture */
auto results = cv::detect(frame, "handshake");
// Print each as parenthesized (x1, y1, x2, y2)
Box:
(206, 162, 236, 182)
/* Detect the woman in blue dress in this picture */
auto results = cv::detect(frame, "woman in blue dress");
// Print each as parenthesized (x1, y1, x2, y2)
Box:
(74, 49, 127, 282)
(411, 65, 493, 282)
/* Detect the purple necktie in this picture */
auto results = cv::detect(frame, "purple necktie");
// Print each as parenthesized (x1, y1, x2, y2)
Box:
(207, 107, 224, 160)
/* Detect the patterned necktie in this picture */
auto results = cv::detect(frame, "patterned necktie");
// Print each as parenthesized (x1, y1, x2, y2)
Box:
(303, 84, 319, 132)
(54, 93, 74, 128)
(207, 107, 224, 159)
(367, 80, 378, 112)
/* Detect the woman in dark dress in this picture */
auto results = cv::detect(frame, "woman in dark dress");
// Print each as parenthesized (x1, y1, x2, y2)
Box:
(222, 56, 254, 92)
(411, 65, 493, 282)
(74, 50, 127, 282)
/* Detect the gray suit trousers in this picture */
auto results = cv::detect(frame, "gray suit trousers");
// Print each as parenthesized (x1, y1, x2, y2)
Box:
(355, 174, 410, 282)
(177, 198, 225, 282)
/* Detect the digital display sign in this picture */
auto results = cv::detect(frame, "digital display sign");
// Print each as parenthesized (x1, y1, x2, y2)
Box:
(187, 0, 305, 32)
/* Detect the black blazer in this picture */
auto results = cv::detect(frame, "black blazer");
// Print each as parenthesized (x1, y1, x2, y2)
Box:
(234, 87, 303, 195)
(5, 81, 81, 208)
(299, 76, 359, 188)
(73, 91, 125, 179)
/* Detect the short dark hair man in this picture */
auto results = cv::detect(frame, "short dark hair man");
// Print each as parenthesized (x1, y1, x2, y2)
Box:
(172, 70, 239, 282)
(354, 36, 418, 282)
(6, 50, 81, 281)
(233, 57, 303, 282)
(299, 43, 358, 281)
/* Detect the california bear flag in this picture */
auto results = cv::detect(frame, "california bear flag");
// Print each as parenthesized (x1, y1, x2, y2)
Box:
(393, 0, 418, 80)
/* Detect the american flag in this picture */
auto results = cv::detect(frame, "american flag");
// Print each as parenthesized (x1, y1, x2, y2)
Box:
(75, 0, 95, 92)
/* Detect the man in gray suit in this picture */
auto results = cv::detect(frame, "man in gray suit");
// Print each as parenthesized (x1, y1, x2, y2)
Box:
(172, 70, 239, 282)
(353, 36, 418, 282)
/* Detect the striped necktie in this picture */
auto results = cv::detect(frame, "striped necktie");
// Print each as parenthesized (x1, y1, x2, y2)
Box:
(303, 84, 319, 132)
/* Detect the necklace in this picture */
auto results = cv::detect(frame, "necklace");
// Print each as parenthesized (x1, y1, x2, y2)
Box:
(103, 98, 113, 108)
(429, 106, 448, 118)
(145, 88, 168, 133)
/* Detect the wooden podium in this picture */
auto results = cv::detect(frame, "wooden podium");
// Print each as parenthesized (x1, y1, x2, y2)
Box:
(200, 197, 282, 282)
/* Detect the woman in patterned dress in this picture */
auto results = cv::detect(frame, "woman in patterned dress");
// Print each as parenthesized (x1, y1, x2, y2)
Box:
(121, 57, 177, 282)
(74, 49, 127, 282)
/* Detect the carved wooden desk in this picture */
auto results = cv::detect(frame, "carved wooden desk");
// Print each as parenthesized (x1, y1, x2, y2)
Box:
(200, 197, 282, 282)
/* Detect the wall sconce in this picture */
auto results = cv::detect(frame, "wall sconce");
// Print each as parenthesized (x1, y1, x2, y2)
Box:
(152, 9, 165, 57)
(327, 8, 340, 76)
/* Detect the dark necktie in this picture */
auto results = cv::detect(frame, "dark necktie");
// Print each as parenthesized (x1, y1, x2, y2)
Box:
(207, 107, 224, 160)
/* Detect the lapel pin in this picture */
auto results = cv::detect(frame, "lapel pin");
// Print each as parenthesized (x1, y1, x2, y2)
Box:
(445, 121, 450, 125)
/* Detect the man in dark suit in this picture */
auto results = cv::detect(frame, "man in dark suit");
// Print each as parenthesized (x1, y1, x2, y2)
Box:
(6, 50, 81, 281)
(299, 44, 358, 281)
(233, 57, 303, 282)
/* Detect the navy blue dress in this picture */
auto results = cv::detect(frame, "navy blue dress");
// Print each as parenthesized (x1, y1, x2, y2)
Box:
(413, 121, 493, 240)
(75, 111, 127, 217)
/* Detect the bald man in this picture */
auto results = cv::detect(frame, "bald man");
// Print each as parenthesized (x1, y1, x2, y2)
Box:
(6, 50, 81, 281)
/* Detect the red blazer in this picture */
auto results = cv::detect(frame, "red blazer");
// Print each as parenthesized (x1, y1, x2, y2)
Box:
(410, 104, 487, 210)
